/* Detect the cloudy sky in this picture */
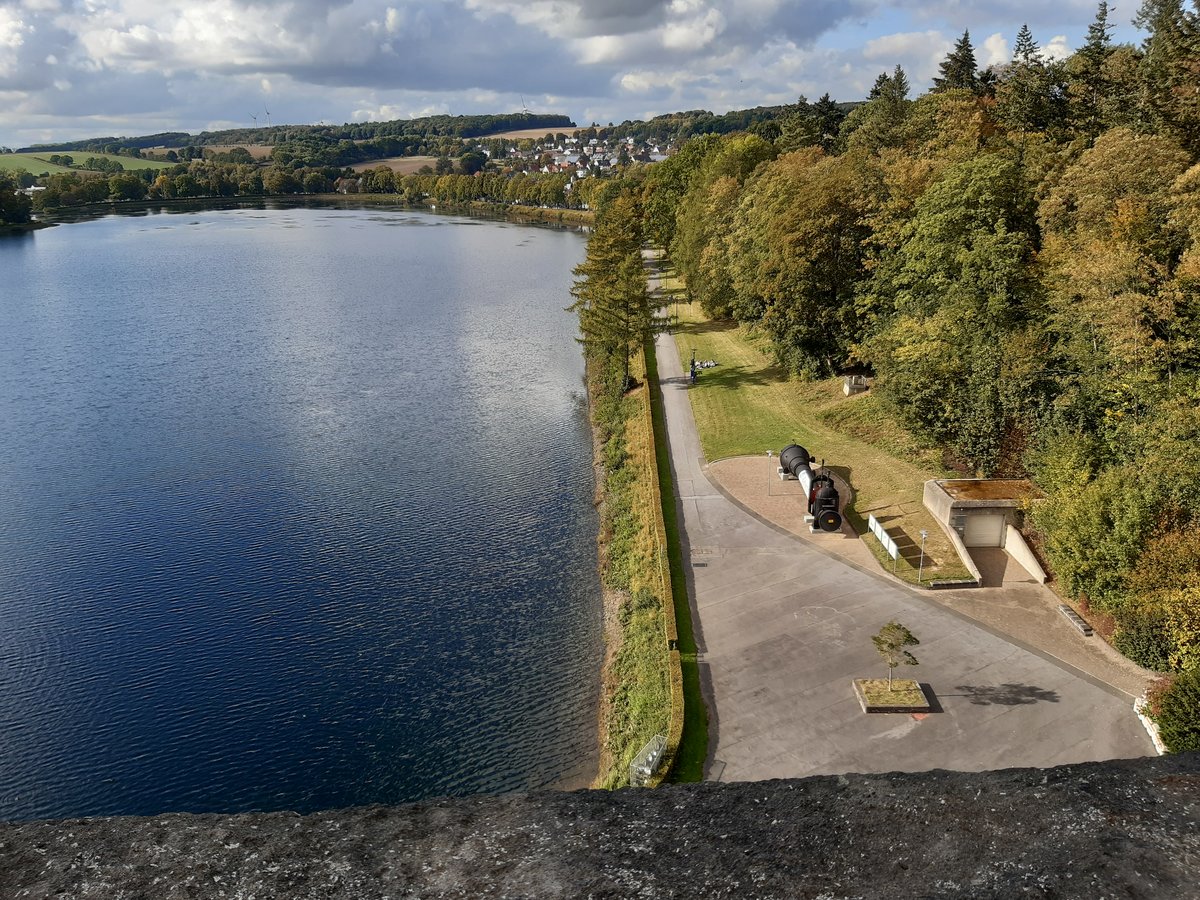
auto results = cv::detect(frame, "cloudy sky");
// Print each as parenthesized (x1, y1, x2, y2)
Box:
(0, 0, 1145, 148)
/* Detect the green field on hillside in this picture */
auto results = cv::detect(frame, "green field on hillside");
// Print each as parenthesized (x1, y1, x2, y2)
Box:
(0, 153, 169, 175)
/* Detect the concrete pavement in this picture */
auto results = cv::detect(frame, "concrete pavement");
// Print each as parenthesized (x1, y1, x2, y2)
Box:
(651, 306, 1156, 783)
(707, 454, 1156, 699)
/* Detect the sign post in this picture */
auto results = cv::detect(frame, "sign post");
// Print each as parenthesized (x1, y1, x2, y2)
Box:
(918, 529, 928, 583)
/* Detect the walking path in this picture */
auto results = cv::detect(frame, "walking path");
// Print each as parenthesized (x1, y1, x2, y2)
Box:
(649, 267, 1155, 783)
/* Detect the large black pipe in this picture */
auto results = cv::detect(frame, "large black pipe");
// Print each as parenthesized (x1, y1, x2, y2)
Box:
(780, 443, 843, 533)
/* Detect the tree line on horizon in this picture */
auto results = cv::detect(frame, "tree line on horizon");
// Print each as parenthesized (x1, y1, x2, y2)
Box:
(13, 112, 576, 156)
(575, 1, 1200, 720)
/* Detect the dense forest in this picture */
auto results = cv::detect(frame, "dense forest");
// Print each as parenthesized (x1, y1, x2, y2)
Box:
(571, 1, 1200, 747)
(600, 99, 856, 145)
(0, 172, 32, 224)
(16, 162, 618, 215)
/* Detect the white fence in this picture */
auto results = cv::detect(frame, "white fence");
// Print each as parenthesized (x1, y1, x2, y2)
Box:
(868, 514, 900, 570)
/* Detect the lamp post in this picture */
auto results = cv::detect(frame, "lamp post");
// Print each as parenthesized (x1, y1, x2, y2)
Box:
(918, 529, 929, 583)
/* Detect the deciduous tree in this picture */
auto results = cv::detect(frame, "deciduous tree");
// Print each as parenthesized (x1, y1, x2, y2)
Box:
(872, 622, 920, 689)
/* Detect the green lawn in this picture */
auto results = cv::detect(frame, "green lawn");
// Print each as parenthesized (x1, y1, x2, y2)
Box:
(0, 152, 168, 175)
(666, 281, 972, 584)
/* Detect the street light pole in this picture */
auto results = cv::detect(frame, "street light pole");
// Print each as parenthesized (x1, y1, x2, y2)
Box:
(918, 529, 928, 583)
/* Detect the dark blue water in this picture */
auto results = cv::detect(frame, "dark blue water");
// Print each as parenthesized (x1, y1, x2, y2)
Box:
(0, 205, 601, 821)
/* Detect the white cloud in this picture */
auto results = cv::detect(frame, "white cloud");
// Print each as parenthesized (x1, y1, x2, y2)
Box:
(0, 8, 29, 50)
(0, 0, 1148, 148)
(981, 32, 1008, 67)
(863, 30, 944, 60)
(576, 34, 629, 65)
(661, 6, 725, 50)
(619, 70, 659, 93)
(862, 30, 952, 83)
(1044, 34, 1071, 61)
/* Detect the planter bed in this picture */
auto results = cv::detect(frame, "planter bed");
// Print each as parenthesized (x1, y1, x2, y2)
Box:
(853, 678, 931, 713)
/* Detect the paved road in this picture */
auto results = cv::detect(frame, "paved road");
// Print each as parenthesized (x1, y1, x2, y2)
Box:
(652, 310, 1155, 783)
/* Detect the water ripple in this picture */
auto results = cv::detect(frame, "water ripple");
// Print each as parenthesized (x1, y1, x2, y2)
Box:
(0, 206, 600, 821)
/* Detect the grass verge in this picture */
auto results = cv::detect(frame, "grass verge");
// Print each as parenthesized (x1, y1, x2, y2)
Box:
(854, 678, 928, 708)
(591, 350, 675, 790)
(645, 337, 707, 782)
(666, 286, 972, 585)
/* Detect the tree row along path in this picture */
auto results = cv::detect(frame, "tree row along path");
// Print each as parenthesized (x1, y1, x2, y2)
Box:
(646, 250, 1155, 783)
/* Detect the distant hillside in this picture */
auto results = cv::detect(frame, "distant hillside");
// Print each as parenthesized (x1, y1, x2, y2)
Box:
(602, 102, 861, 143)
(11, 103, 869, 172)
(0, 151, 169, 176)
(18, 132, 191, 154)
(13, 104, 875, 158)
(18, 113, 575, 155)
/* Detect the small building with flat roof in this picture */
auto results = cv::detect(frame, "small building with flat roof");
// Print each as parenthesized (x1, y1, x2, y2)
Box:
(924, 478, 1047, 584)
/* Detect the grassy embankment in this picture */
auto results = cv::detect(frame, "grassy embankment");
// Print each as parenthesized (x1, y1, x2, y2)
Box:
(349, 156, 440, 175)
(664, 275, 972, 585)
(592, 343, 690, 789)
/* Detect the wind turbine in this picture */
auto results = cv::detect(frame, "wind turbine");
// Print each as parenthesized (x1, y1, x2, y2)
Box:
(521, 94, 530, 115)
(264, 106, 271, 127)
(250, 113, 257, 127)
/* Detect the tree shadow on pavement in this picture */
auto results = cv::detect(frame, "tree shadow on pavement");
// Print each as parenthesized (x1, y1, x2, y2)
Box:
(950, 684, 1062, 705)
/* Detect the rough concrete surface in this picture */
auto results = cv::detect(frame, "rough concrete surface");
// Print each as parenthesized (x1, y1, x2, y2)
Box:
(2, 754, 1198, 899)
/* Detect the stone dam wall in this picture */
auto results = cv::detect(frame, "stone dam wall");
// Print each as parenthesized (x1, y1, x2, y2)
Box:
(2, 753, 1198, 899)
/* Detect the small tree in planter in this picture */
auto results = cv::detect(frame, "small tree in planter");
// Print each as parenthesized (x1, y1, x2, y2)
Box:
(873, 621, 919, 689)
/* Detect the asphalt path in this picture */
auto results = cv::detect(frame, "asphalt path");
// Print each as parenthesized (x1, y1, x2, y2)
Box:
(651, 284, 1155, 783)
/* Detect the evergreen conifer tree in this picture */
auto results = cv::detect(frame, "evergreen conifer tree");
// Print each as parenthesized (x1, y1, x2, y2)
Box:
(812, 93, 846, 152)
(998, 23, 1063, 139)
(933, 30, 980, 93)
(1013, 23, 1041, 64)
(1070, 2, 1115, 137)
(1135, 0, 1200, 150)
(569, 191, 657, 395)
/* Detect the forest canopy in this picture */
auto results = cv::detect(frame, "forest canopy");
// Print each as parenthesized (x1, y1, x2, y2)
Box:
(632, 0, 1200, 683)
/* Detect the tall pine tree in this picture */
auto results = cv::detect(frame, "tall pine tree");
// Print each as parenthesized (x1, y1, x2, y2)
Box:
(1068, 2, 1115, 138)
(569, 191, 657, 395)
(1135, 0, 1200, 151)
(933, 30, 980, 93)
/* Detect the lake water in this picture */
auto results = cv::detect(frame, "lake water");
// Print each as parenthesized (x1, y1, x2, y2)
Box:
(0, 203, 601, 821)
